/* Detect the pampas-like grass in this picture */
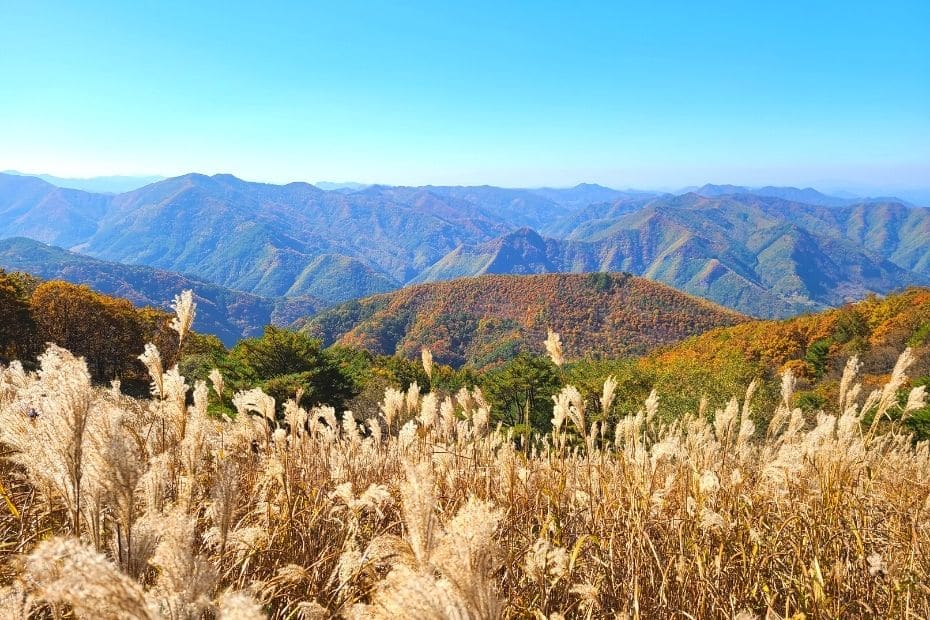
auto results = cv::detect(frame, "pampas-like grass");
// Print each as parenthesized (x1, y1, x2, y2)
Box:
(0, 302, 929, 618)
(23, 537, 154, 620)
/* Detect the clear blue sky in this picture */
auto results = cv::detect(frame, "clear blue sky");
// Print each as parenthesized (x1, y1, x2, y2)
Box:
(1, 1, 928, 190)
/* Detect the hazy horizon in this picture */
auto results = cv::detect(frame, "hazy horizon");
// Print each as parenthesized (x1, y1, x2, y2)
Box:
(4, 167, 930, 204)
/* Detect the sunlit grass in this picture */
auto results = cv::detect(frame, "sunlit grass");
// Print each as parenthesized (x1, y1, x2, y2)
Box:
(0, 293, 927, 619)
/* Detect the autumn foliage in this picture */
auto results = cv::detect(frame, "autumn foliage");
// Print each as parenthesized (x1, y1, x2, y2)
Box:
(650, 288, 930, 391)
(0, 272, 177, 387)
(305, 272, 747, 367)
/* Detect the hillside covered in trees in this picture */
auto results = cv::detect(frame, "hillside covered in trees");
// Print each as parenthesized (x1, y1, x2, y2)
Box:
(300, 272, 747, 367)
(0, 270, 187, 392)
(1, 276, 929, 618)
(643, 286, 930, 419)
(0, 274, 930, 620)
(0, 237, 320, 345)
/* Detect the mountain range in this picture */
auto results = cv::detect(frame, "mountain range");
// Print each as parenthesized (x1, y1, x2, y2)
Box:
(421, 193, 930, 317)
(684, 183, 856, 207)
(0, 171, 928, 338)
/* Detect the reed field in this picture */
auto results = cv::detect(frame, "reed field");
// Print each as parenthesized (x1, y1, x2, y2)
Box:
(0, 292, 927, 619)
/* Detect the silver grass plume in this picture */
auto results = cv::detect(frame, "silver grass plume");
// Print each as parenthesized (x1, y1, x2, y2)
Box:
(1, 345, 94, 535)
(874, 348, 916, 425)
(544, 329, 564, 367)
(421, 347, 434, 381)
(838, 355, 861, 412)
(601, 375, 618, 415)
(406, 382, 421, 415)
(904, 385, 927, 416)
(216, 591, 266, 620)
(23, 537, 154, 620)
(169, 289, 196, 345)
(138, 343, 164, 399)
(233, 388, 277, 423)
(149, 509, 218, 617)
(380, 387, 405, 430)
(209, 368, 225, 400)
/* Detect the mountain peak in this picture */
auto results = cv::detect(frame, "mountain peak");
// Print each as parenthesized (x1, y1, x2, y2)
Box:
(690, 183, 854, 207)
(573, 182, 612, 190)
(314, 181, 370, 192)
(211, 173, 245, 183)
(506, 226, 545, 241)
(695, 183, 749, 195)
(173, 172, 215, 183)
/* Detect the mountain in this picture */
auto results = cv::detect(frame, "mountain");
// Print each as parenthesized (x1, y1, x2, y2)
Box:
(314, 181, 370, 191)
(420, 184, 658, 229)
(70, 174, 515, 296)
(0, 173, 511, 299)
(0, 173, 111, 247)
(299, 272, 747, 367)
(0, 237, 320, 345)
(687, 184, 855, 207)
(530, 183, 655, 208)
(2, 170, 165, 193)
(781, 200, 930, 275)
(650, 286, 930, 384)
(415, 185, 570, 230)
(412, 228, 562, 282)
(2, 171, 929, 321)
(540, 195, 656, 238)
(419, 194, 930, 318)
(570, 286, 930, 435)
(753, 186, 853, 207)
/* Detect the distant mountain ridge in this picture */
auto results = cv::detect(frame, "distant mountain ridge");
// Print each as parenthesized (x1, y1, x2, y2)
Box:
(0, 237, 320, 345)
(682, 183, 855, 207)
(1, 171, 928, 325)
(300, 272, 747, 367)
(313, 181, 371, 192)
(2, 170, 166, 193)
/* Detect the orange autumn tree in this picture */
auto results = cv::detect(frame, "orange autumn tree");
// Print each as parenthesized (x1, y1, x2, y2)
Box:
(29, 281, 149, 382)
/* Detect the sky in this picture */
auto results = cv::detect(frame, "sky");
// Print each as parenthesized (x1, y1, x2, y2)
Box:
(1, 1, 928, 191)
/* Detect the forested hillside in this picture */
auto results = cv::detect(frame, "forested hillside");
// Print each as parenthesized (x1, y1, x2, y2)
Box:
(0, 238, 320, 344)
(2, 280, 929, 618)
(542, 286, 930, 437)
(648, 287, 930, 404)
(0, 270, 185, 389)
(301, 272, 746, 366)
